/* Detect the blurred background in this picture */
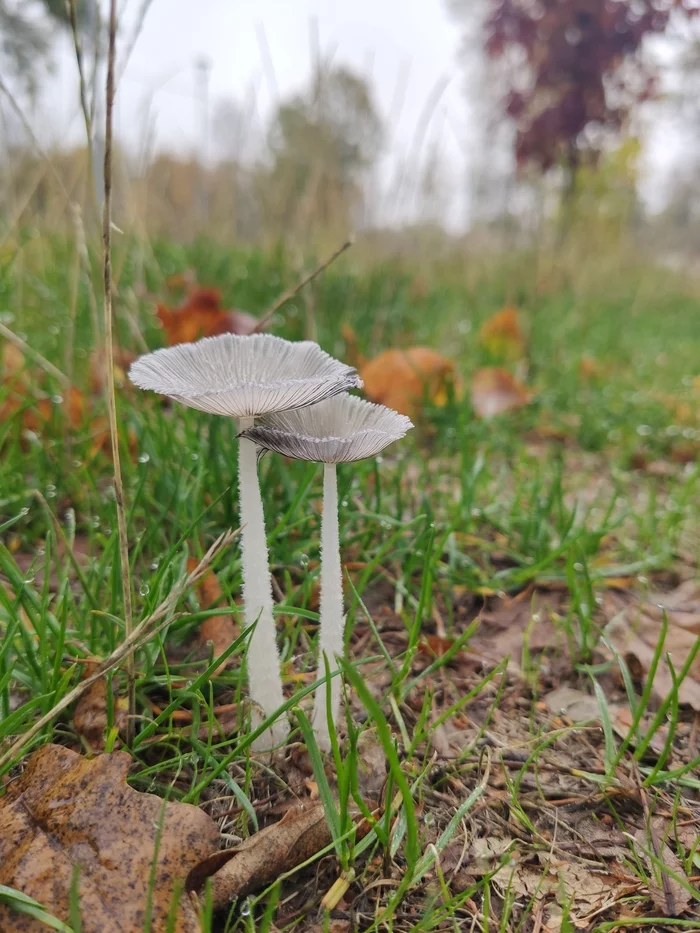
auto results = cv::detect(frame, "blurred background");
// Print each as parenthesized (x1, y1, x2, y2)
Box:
(3, 0, 700, 265)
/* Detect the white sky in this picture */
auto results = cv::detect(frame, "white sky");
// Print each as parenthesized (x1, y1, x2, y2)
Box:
(32, 0, 688, 224)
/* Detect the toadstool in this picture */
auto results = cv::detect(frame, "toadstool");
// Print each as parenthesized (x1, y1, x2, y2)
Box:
(240, 394, 412, 751)
(129, 333, 360, 746)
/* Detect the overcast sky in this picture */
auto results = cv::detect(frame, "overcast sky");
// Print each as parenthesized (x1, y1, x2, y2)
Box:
(36, 0, 686, 223)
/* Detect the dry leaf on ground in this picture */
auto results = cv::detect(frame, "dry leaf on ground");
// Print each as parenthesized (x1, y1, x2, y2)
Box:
(603, 584, 700, 709)
(184, 557, 238, 674)
(190, 801, 347, 908)
(73, 674, 129, 751)
(479, 306, 526, 360)
(543, 686, 600, 723)
(359, 347, 460, 417)
(157, 288, 262, 345)
(471, 367, 531, 418)
(633, 818, 692, 917)
(0, 744, 219, 933)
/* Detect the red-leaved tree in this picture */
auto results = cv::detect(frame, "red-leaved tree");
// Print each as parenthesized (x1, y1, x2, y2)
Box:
(485, 0, 699, 179)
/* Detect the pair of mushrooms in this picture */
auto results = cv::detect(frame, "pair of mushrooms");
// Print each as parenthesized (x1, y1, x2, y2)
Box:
(130, 334, 412, 750)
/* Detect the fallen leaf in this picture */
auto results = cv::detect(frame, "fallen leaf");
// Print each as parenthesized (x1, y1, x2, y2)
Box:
(543, 686, 600, 723)
(190, 801, 341, 907)
(0, 744, 219, 933)
(479, 306, 526, 360)
(355, 729, 387, 802)
(359, 347, 460, 417)
(184, 557, 238, 674)
(157, 288, 263, 345)
(73, 675, 128, 751)
(89, 346, 137, 395)
(471, 367, 531, 418)
(603, 585, 700, 709)
(634, 818, 692, 917)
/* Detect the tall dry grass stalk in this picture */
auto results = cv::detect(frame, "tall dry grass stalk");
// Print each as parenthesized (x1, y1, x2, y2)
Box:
(101, 0, 136, 743)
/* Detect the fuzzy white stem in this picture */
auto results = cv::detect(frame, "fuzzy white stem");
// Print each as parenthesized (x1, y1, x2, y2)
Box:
(312, 461, 344, 751)
(238, 418, 289, 748)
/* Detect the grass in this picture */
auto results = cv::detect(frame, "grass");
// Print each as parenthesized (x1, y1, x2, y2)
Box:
(1, 233, 700, 931)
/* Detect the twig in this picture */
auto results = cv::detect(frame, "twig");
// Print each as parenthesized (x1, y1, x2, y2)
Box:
(101, 0, 137, 743)
(251, 237, 354, 334)
(0, 322, 70, 387)
(0, 530, 237, 774)
(67, 0, 99, 224)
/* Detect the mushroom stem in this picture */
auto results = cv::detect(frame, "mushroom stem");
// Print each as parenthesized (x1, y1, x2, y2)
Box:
(312, 461, 344, 751)
(238, 417, 288, 747)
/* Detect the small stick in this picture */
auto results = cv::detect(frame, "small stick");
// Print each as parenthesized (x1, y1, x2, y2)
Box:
(251, 236, 354, 334)
(0, 530, 237, 774)
(101, 0, 137, 743)
(0, 322, 70, 388)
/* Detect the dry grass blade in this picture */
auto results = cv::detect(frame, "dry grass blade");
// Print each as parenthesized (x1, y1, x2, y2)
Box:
(100, 0, 136, 742)
(251, 236, 354, 334)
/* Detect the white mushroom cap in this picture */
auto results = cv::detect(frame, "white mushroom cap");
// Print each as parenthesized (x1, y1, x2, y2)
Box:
(240, 394, 413, 463)
(129, 333, 361, 418)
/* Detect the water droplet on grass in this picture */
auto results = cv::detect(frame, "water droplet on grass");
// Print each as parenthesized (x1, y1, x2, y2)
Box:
(140, 582, 150, 596)
(636, 424, 652, 437)
(240, 899, 251, 917)
(51, 394, 63, 404)
(19, 507, 29, 516)
(138, 453, 150, 464)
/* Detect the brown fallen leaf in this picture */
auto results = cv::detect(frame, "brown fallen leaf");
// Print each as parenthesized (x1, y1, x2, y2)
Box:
(479, 306, 526, 360)
(185, 557, 239, 674)
(157, 287, 263, 346)
(0, 744, 219, 933)
(634, 818, 692, 917)
(73, 674, 129, 751)
(190, 801, 337, 907)
(358, 346, 460, 418)
(471, 367, 532, 418)
(604, 585, 700, 709)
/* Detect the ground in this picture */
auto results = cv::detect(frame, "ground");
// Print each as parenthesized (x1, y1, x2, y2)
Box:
(0, 235, 699, 932)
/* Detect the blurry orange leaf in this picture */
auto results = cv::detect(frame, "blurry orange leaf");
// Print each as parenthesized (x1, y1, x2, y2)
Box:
(185, 556, 238, 674)
(89, 346, 137, 395)
(479, 306, 526, 360)
(471, 367, 531, 418)
(157, 288, 263, 345)
(360, 347, 460, 417)
(0, 744, 219, 933)
(73, 675, 128, 751)
(578, 354, 603, 381)
(419, 634, 456, 657)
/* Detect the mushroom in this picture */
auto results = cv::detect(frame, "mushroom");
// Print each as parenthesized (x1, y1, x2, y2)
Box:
(129, 333, 361, 747)
(240, 394, 413, 751)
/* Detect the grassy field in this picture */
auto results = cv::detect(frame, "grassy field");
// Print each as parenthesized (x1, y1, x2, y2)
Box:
(1, 234, 699, 932)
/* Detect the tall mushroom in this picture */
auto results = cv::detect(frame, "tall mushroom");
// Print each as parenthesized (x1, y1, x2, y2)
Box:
(240, 394, 412, 751)
(129, 333, 361, 746)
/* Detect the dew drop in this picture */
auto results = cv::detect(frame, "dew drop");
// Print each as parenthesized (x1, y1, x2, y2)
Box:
(190, 452, 199, 461)
(45, 484, 57, 499)
(573, 562, 584, 572)
(240, 899, 251, 917)
(140, 582, 150, 596)
(636, 424, 652, 437)
(150, 560, 160, 571)
(138, 453, 150, 464)
(51, 394, 63, 405)
(19, 506, 29, 516)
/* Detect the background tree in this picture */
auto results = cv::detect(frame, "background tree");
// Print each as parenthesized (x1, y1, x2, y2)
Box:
(260, 65, 383, 237)
(482, 0, 699, 197)
(0, 0, 96, 97)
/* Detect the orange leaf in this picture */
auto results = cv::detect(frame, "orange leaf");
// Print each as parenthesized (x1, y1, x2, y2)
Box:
(185, 557, 238, 674)
(359, 347, 460, 417)
(479, 306, 526, 360)
(156, 288, 263, 346)
(471, 367, 531, 418)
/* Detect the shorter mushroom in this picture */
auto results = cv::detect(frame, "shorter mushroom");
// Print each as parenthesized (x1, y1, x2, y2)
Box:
(240, 394, 412, 751)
